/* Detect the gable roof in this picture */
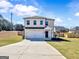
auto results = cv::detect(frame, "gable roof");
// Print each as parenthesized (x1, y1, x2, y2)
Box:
(23, 16, 55, 21)
(70, 26, 79, 31)
(55, 26, 69, 32)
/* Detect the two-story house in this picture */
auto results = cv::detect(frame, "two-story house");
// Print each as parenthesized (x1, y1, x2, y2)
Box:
(23, 16, 55, 40)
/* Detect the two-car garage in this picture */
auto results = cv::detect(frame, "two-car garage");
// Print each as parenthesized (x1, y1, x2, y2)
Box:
(25, 27, 52, 40)
(25, 29, 45, 39)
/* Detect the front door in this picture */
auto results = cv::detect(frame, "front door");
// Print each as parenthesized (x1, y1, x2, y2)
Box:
(45, 31, 48, 38)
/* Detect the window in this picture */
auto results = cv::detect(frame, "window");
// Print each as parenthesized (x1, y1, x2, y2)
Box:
(27, 20, 30, 25)
(33, 20, 37, 25)
(45, 21, 48, 26)
(40, 20, 43, 25)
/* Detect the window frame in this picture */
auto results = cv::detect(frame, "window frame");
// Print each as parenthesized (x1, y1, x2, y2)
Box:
(40, 20, 43, 25)
(33, 20, 37, 25)
(45, 21, 48, 26)
(27, 20, 30, 25)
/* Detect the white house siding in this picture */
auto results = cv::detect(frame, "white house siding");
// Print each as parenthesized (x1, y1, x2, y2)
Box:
(45, 30, 52, 40)
(25, 29, 52, 40)
(45, 20, 54, 39)
(24, 16, 54, 40)
(24, 19, 45, 27)
(46, 19, 54, 28)
(49, 30, 52, 39)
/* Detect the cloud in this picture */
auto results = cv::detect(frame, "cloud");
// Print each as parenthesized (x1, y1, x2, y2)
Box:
(30, 0, 42, 14)
(0, 0, 8, 1)
(55, 18, 63, 26)
(0, 0, 39, 16)
(75, 12, 79, 16)
(12, 4, 39, 16)
(0, 0, 13, 13)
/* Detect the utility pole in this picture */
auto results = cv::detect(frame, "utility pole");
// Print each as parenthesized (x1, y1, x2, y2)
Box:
(11, 12, 13, 31)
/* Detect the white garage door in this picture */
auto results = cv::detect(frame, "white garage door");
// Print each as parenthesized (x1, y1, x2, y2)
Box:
(26, 29, 44, 39)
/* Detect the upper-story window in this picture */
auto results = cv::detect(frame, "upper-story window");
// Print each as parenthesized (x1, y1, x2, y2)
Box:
(40, 20, 43, 25)
(33, 20, 37, 25)
(27, 20, 30, 25)
(45, 21, 48, 26)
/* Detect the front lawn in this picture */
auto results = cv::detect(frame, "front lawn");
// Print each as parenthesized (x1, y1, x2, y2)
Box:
(48, 37, 79, 59)
(0, 31, 22, 47)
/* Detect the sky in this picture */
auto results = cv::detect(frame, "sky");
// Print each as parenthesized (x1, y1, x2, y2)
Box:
(0, 0, 79, 28)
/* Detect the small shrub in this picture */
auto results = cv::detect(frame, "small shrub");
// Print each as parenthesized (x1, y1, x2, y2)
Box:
(18, 31, 24, 36)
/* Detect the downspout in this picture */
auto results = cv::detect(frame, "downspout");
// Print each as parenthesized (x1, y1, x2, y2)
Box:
(23, 18, 26, 39)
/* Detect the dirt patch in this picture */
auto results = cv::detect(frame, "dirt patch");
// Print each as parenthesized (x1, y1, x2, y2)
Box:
(0, 31, 18, 40)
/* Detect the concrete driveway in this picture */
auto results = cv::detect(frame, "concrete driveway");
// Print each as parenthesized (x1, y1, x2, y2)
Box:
(0, 40, 66, 59)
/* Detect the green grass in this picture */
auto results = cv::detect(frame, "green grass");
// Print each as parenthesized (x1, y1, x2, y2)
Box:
(0, 36, 22, 47)
(48, 37, 79, 59)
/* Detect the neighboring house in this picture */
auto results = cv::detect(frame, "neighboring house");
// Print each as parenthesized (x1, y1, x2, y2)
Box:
(54, 26, 69, 33)
(23, 16, 55, 40)
(69, 26, 79, 34)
